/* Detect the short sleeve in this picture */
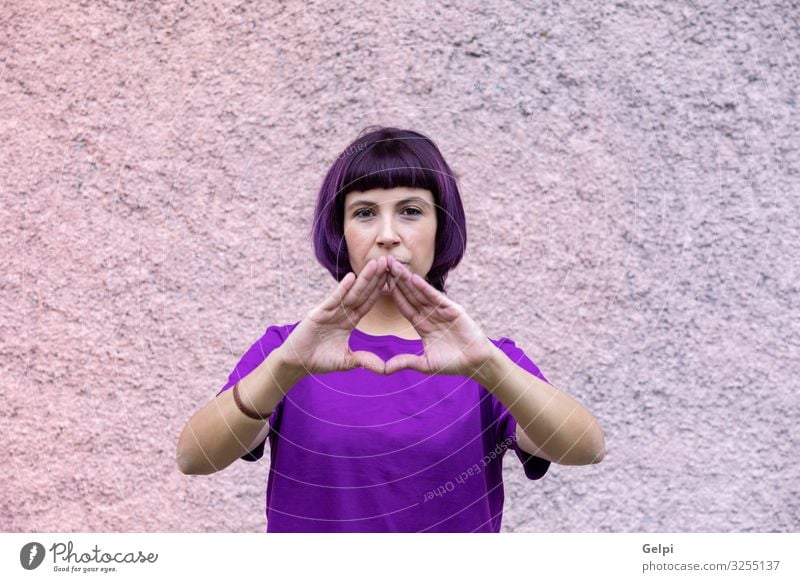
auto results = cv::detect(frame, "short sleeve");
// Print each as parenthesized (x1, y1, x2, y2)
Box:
(488, 337, 552, 481)
(215, 323, 292, 462)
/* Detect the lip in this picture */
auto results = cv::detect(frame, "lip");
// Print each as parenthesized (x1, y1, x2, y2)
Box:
(379, 257, 408, 265)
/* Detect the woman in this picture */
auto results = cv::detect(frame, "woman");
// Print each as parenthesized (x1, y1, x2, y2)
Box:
(176, 126, 606, 532)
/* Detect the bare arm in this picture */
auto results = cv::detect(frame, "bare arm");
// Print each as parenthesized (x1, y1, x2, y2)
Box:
(475, 345, 606, 466)
(176, 346, 307, 475)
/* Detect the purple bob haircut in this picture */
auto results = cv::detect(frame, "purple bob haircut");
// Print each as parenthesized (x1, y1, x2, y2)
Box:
(311, 126, 467, 294)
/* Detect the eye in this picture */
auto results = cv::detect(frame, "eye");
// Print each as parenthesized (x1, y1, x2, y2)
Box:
(352, 207, 423, 219)
(353, 208, 375, 219)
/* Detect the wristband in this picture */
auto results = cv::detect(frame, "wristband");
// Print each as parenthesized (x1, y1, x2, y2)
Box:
(232, 381, 272, 421)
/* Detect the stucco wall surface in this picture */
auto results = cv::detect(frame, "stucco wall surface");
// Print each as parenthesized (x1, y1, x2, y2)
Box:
(1, 1, 798, 532)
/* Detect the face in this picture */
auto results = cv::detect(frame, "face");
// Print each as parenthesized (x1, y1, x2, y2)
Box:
(342, 186, 438, 284)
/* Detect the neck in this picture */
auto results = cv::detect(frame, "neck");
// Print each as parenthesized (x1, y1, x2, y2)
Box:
(356, 295, 419, 338)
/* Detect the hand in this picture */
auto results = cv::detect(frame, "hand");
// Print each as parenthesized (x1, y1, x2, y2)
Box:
(382, 256, 498, 377)
(276, 257, 391, 376)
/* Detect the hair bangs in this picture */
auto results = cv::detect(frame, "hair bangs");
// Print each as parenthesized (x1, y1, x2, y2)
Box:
(340, 141, 440, 198)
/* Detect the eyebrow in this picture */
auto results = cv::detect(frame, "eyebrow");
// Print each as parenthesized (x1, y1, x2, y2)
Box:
(346, 196, 431, 212)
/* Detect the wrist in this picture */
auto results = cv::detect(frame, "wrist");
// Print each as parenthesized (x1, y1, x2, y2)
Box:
(272, 345, 309, 383)
(470, 344, 506, 389)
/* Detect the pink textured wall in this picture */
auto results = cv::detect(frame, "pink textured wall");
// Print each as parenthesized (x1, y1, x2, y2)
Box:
(2, 1, 797, 532)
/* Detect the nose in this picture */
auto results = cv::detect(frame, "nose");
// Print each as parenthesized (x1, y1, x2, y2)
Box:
(376, 216, 401, 247)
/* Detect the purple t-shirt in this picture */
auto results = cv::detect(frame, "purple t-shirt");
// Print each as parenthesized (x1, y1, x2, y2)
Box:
(216, 321, 551, 532)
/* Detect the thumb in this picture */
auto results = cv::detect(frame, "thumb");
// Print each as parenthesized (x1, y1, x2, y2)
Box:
(349, 350, 387, 375)
(384, 354, 429, 375)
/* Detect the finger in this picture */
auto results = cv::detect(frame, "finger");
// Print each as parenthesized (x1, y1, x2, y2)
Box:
(388, 262, 440, 326)
(385, 258, 400, 293)
(340, 259, 379, 312)
(320, 271, 357, 311)
(391, 260, 423, 309)
(410, 273, 453, 311)
(389, 276, 422, 323)
(384, 353, 429, 375)
(389, 258, 430, 310)
(403, 269, 456, 324)
(349, 350, 387, 374)
(349, 258, 387, 313)
(356, 257, 389, 310)
(353, 269, 389, 318)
